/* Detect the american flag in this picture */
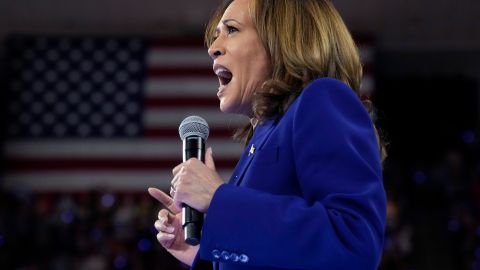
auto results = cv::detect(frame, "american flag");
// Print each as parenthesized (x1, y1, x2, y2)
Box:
(2, 36, 247, 191)
(2, 35, 374, 191)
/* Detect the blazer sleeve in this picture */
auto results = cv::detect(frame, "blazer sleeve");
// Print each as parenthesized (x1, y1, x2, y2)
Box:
(197, 78, 387, 270)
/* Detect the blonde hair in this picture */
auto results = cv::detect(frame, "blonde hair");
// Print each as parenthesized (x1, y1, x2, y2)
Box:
(205, 0, 387, 161)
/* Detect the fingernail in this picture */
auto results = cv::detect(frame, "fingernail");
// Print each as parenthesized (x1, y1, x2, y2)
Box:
(166, 226, 174, 233)
(167, 233, 175, 238)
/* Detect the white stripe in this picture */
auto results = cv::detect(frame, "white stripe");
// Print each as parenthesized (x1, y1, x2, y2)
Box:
(3, 170, 234, 191)
(145, 109, 248, 128)
(5, 139, 243, 159)
(145, 77, 218, 97)
(147, 48, 211, 67)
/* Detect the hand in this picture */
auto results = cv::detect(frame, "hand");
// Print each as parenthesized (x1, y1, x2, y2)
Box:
(148, 187, 199, 266)
(171, 147, 224, 213)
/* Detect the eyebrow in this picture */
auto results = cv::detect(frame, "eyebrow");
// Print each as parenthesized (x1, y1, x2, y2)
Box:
(215, 19, 243, 32)
(222, 19, 243, 25)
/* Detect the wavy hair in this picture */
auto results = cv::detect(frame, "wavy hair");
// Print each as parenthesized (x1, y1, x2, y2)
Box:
(205, 0, 387, 161)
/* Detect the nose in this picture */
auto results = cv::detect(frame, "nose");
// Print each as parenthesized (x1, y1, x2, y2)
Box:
(208, 39, 225, 60)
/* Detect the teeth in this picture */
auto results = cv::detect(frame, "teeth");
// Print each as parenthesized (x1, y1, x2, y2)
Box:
(215, 68, 231, 77)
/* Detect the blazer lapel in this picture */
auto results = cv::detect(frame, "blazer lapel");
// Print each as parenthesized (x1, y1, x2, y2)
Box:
(228, 119, 276, 186)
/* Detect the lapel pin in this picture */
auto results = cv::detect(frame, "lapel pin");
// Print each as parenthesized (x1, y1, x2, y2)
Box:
(248, 144, 256, 156)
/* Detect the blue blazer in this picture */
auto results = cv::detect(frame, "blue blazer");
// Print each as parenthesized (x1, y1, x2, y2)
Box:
(191, 78, 386, 270)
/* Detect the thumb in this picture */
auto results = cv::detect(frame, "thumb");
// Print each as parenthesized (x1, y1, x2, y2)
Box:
(205, 147, 216, 170)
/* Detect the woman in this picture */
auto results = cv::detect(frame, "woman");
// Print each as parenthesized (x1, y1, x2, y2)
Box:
(148, 0, 387, 269)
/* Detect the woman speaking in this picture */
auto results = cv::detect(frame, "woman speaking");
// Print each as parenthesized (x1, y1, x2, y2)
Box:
(148, 0, 387, 269)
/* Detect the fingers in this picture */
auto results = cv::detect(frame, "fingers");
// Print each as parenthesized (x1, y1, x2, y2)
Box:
(155, 211, 175, 233)
(205, 147, 216, 170)
(155, 209, 176, 248)
(172, 163, 184, 176)
(156, 231, 175, 247)
(148, 187, 181, 214)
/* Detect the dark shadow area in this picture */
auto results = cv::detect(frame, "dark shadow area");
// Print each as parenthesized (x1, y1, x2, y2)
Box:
(375, 55, 480, 270)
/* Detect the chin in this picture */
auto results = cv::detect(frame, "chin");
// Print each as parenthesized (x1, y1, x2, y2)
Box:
(219, 100, 233, 114)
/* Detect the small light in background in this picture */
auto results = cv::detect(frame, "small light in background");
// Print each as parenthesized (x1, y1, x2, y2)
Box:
(101, 193, 115, 208)
(413, 170, 427, 185)
(61, 210, 74, 224)
(114, 255, 127, 269)
(138, 238, 152, 252)
(462, 130, 476, 144)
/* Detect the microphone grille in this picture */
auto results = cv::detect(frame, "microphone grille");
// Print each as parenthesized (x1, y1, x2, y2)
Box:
(179, 115, 210, 141)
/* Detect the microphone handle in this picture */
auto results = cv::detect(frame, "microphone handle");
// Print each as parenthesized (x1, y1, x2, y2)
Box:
(182, 136, 205, 246)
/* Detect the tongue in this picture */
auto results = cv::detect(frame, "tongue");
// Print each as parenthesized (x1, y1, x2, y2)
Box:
(218, 70, 232, 79)
(218, 71, 232, 85)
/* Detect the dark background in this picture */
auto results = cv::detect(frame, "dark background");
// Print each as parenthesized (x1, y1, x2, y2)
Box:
(1, 0, 480, 269)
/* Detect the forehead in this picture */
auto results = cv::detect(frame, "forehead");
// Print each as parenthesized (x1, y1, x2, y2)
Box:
(220, 0, 251, 22)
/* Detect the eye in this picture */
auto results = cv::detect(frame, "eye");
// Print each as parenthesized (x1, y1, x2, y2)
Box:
(226, 25, 238, 35)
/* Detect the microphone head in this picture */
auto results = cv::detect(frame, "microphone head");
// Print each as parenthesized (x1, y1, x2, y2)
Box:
(179, 115, 210, 141)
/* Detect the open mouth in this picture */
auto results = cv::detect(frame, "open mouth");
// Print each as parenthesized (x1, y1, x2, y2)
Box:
(214, 67, 233, 86)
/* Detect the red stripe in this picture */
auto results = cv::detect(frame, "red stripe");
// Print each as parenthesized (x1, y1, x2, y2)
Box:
(6, 158, 238, 171)
(146, 97, 219, 108)
(144, 127, 239, 139)
(147, 67, 214, 77)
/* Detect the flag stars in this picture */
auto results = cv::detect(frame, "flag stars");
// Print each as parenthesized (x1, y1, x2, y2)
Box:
(94, 51, 106, 63)
(33, 81, 45, 93)
(47, 49, 59, 62)
(117, 50, 130, 62)
(80, 82, 93, 93)
(6, 37, 144, 139)
(22, 70, 34, 82)
(91, 92, 104, 104)
(115, 92, 128, 105)
(54, 124, 67, 137)
(81, 61, 93, 73)
(34, 60, 46, 72)
(42, 113, 56, 126)
(55, 81, 69, 93)
(103, 82, 116, 94)
(115, 71, 129, 83)
(79, 103, 92, 115)
(70, 49, 82, 62)
(43, 92, 57, 105)
(30, 124, 43, 136)
(126, 82, 139, 94)
(46, 70, 58, 83)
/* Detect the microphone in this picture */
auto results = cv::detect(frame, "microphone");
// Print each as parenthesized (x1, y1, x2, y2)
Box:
(178, 115, 210, 246)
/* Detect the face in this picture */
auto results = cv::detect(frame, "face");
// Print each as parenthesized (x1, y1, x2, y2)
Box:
(208, 0, 271, 117)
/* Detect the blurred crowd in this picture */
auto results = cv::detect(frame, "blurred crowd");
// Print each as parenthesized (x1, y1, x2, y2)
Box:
(0, 189, 185, 270)
(380, 131, 480, 270)
(1, 132, 480, 270)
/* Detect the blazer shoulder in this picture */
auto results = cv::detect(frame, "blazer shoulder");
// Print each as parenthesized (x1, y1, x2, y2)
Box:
(300, 77, 359, 102)
(291, 77, 365, 117)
